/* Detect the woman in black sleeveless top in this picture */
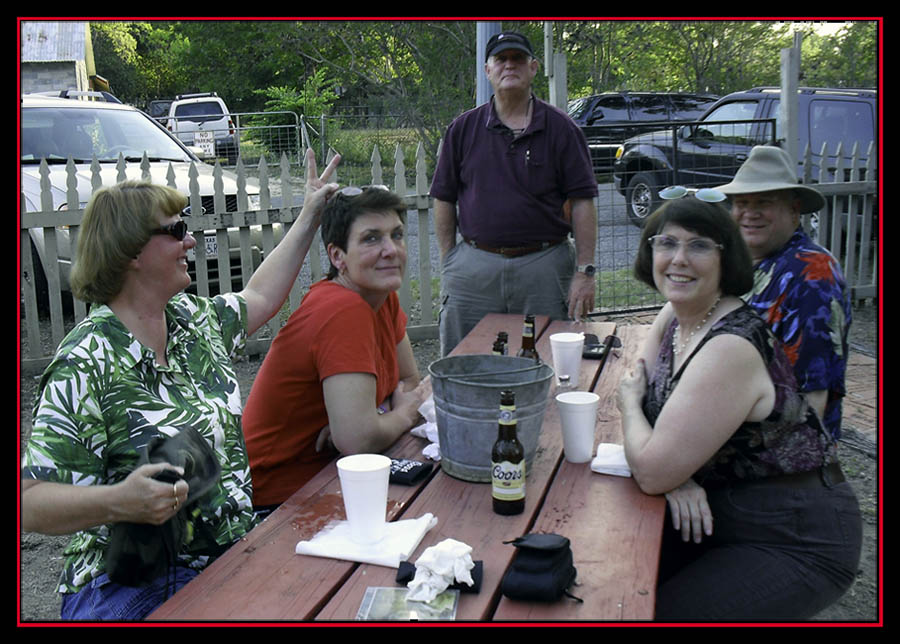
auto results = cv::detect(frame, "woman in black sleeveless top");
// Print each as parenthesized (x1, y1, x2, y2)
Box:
(617, 197, 861, 621)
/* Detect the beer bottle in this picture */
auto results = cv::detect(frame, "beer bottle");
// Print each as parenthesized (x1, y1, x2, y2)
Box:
(492, 331, 509, 356)
(492, 390, 526, 515)
(516, 315, 540, 362)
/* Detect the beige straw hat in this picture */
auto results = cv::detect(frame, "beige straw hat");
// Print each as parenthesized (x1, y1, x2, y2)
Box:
(715, 145, 825, 214)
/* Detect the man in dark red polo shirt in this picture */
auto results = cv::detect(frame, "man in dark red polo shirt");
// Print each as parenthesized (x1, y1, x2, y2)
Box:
(430, 31, 599, 355)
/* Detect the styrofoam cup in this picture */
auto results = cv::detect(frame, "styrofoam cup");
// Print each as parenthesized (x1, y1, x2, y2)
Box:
(555, 391, 599, 463)
(336, 454, 391, 544)
(550, 333, 585, 386)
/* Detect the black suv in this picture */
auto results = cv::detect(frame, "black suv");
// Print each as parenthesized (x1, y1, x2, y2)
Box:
(612, 86, 878, 226)
(568, 92, 719, 174)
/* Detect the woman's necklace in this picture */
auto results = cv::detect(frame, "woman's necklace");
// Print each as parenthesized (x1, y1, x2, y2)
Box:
(673, 296, 721, 357)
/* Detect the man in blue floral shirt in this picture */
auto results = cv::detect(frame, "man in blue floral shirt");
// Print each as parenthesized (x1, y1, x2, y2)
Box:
(718, 146, 852, 440)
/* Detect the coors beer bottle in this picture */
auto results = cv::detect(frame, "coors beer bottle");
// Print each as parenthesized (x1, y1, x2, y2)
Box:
(516, 315, 540, 362)
(492, 390, 525, 515)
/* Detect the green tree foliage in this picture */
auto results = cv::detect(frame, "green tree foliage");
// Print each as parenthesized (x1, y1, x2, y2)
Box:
(89, 19, 878, 161)
(90, 21, 190, 109)
(558, 20, 791, 96)
(798, 21, 878, 88)
(253, 69, 340, 122)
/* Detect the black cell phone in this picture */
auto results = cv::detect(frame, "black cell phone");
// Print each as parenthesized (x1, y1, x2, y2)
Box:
(582, 333, 606, 359)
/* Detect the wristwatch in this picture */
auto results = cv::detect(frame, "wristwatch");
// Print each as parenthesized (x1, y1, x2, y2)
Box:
(577, 264, 596, 276)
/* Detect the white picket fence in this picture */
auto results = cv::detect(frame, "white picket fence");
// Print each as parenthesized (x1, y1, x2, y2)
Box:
(799, 140, 879, 303)
(20, 144, 435, 376)
(20, 140, 878, 376)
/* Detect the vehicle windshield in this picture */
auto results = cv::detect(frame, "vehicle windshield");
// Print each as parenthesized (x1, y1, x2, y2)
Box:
(567, 97, 591, 120)
(21, 106, 193, 163)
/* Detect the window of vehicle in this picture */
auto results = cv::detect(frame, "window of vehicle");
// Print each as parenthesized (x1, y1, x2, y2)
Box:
(21, 107, 193, 163)
(174, 101, 225, 122)
(807, 99, 876, 153)
(669, 95, 717, 118)
(567, 97, 591, 121)
(148, 100, 173, 119)
(629, 95, 669, 121)
(588, 95, 629, 122)
(696, 100, 760, 143)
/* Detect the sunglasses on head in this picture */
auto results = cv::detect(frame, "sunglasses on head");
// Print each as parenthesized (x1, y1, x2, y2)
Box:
(336, 184, 390, 197)
(659, 186, 727, 203)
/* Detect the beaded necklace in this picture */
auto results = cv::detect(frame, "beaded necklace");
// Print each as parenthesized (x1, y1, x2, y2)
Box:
(673, 296, 721, 357)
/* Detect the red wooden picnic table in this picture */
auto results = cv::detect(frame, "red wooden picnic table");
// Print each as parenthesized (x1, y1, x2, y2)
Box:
(148, 314, 664, 622)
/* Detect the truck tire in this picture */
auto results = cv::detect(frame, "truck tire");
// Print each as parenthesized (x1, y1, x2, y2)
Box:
(626, 172, 661, 227)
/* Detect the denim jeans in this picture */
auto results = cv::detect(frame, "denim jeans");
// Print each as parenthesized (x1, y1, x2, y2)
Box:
(655, 479, 862, 621)
(60, 567, 199, 621)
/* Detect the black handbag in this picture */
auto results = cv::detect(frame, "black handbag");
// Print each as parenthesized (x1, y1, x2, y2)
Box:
(500, 533, 582, 602)
(106, 427, 221, 587)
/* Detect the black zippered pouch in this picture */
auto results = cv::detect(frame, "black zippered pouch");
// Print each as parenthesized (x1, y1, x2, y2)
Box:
(500, 533, 581, 602)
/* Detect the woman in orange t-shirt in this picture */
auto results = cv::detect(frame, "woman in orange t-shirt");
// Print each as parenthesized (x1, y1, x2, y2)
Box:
(242, 187, 427, 513)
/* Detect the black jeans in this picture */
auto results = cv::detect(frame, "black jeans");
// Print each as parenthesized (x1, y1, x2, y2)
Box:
(655, 479, 862, 621)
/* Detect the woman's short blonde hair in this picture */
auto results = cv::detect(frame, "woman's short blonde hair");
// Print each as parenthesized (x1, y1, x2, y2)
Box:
(70, 180, 188, 304)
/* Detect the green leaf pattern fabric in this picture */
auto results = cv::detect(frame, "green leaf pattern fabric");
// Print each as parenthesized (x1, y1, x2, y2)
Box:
(22, 293, 259, 593)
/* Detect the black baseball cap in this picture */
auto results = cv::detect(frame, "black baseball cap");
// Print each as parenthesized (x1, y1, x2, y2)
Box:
(485, 31, 535, 61)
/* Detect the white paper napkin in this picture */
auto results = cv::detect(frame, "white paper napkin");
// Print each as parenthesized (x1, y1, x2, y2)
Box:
(406, 538, 475, 603)
(411, 395, 441, 461)
(590, 443, 632, 477)
(295, 513, 438, 568)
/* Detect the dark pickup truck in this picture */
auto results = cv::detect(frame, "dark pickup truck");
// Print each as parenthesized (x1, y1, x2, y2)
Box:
(568, 92, 719, 174)
(612, 86, 878, 226)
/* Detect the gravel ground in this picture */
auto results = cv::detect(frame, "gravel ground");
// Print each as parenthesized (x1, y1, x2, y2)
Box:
(18, 302, 879, 623)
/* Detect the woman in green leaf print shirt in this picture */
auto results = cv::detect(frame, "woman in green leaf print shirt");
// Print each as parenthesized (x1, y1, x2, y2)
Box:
(21, 150, 340, 620)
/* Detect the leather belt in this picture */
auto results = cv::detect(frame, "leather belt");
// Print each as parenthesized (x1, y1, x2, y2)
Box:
(709, 463, 846, 490)
(463, 237, 566, 258)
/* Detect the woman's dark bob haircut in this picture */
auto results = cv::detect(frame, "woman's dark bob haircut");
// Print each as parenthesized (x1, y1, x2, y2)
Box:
(633, 197, 755, 296)
(321, 187, 407, 279)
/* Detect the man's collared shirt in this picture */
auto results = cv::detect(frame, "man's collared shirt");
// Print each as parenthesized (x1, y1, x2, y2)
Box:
(430, 95, 597, 247)
(742, 228, 852, 440)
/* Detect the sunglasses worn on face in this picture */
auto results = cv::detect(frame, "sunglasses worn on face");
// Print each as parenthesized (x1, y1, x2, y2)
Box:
(152, 220, 189, 241)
